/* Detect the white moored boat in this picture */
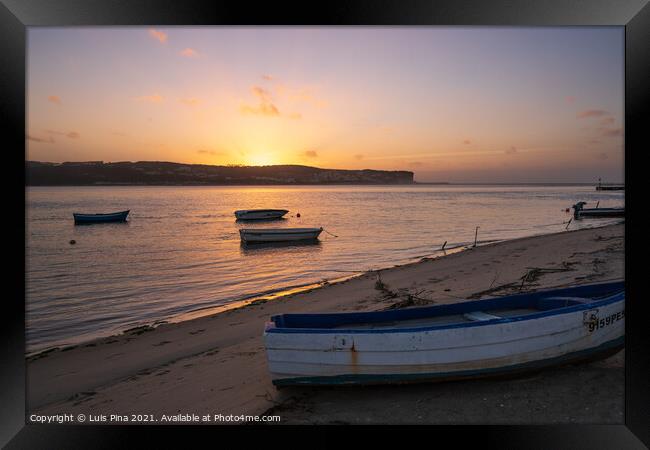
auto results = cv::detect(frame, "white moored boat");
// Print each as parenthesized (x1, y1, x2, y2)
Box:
(234, 209, 289, 220)
(264, 281, 624, 386)
(239, 227, 323, 243)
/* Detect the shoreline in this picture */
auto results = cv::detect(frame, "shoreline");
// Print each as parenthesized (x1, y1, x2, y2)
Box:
(27, 220, 616, 356)
(28, 222, 624, 422)
(27, 241, 479, 357)
(26, 222, 616, 357)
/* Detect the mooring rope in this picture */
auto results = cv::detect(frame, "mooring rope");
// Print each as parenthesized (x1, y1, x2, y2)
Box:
(323, 228, 339, 238)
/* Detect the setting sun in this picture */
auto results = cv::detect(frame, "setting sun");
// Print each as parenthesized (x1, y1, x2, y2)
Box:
(246, 152, 277, 166)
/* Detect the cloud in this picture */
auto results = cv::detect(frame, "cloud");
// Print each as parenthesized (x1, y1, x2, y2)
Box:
(180, 97, 201, 106)
(276, 84, 328, 108)
(505, 146, 517, 155)
(408, 161, 425, 167)
(180, 48, 199, 58)
(303, 150, 318, 158)
(47, 95, 61, 105)
(46, 130, 80, 139)
(197, 149, 222, 156)
(135, 94, 164, 104)
(240, 103, 279, 117)
(602, 128, 623, 137)
(148, 29, 167, 43)
(600, 117, 615, 126)
(577, 109, 608, 119)
(26, 134, 55, 143)
(565, 96, 576, 104)
(595, 152, 608, 160)
(463, 139, 471, 145)
(240, 86, 281, 117)
(354, 154, 364, 160)
(262, 74, 274, 81)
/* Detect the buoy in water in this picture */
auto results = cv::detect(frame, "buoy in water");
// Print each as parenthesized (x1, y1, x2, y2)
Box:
(296, 213, 301, 218)
(69, 239, 76, 245)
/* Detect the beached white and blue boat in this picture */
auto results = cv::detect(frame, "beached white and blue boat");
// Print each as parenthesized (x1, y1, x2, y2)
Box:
(240, 227, 323, 243)
(73, 210, 130, 224)
(234, 209, 289, 220)
(264, 281, 624, 386)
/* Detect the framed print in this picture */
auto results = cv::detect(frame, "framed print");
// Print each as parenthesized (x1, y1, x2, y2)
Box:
(2, 0, 648, 447)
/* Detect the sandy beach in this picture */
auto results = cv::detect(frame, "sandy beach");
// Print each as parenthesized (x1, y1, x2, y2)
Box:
(27, 223, 624, 424)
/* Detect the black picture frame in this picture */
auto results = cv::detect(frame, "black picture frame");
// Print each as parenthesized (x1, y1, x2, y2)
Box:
(2, 0, 648, 447)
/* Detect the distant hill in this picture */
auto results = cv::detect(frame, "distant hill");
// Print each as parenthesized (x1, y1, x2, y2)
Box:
(26, 161, 415, 186)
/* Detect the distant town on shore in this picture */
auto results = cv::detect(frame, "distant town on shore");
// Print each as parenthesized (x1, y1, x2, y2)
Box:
(26, 161, 417, 186)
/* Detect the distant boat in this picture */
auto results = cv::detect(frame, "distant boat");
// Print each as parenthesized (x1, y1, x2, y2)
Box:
(596, 178, 624, 191)
(239, 227, 322, 243)
(264, 281, 624, 386)
(234, 209, 289, 220)
(572, 202, 624, 219)
(73, 210, 130, 224)
(596, 185, 624, 191)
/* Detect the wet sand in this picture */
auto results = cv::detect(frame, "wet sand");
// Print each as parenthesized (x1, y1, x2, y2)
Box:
(28, 223, 624, 424)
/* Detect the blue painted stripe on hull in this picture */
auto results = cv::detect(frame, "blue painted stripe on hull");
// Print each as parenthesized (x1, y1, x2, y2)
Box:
(267, 283, 624, 334)
(271, 335, 624, 386)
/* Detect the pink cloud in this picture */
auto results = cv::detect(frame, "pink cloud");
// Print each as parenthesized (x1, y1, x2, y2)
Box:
(46, 130, 80, 139)
(27, 134, 55, 143)
(240, 86, 305, 119)
(262, 74, 274, 81)
(303, 150, 318, 158)
(463, 139, 471, 145)
(180, 97, 201, 106)
(577, 109, 608, 119)
(47, 95, 61, 105)
(602, 128, 623, 137)
(148, 29, 167, 43)
(180, 48, 199, 58)
(135, 94, 164, 104)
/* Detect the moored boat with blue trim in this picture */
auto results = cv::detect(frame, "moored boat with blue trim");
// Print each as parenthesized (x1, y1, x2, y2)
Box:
(73, 210, 130, 224)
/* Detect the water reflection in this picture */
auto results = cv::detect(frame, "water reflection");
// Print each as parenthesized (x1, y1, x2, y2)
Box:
(235, 217, 288, 224)
(239, 239, 323, 255)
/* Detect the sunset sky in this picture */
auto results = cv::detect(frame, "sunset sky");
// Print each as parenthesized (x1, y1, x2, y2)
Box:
(27, 27, 624, 183)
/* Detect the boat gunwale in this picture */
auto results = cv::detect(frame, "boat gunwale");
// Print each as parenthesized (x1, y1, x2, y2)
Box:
(266, 283, 624, 335)
(234, 209, 289, 215)
(240, 228, 322, 235)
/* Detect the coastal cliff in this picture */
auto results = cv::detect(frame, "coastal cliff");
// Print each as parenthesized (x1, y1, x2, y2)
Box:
(26, 161, 415, 186)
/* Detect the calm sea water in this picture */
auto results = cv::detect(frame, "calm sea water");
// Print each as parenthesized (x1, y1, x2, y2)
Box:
(26, 185, 624, 352)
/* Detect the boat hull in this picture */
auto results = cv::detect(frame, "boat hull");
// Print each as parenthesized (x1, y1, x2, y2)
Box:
(577, 209, 625, 218)
(240, 228, 322, 243)
(234, 209, 288, 220)
(264, 282, 624, 386)
(73, 210, 130, 224)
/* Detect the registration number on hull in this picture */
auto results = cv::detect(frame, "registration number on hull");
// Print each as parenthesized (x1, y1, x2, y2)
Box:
(583, 308, 625, 333)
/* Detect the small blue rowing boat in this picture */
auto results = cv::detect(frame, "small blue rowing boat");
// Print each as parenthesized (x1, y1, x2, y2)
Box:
(264, 281, 624, 386)
(73, 210, 130, 224)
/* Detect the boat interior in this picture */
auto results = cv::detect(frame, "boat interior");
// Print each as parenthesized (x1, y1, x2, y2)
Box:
(269, 283, 624, 331)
